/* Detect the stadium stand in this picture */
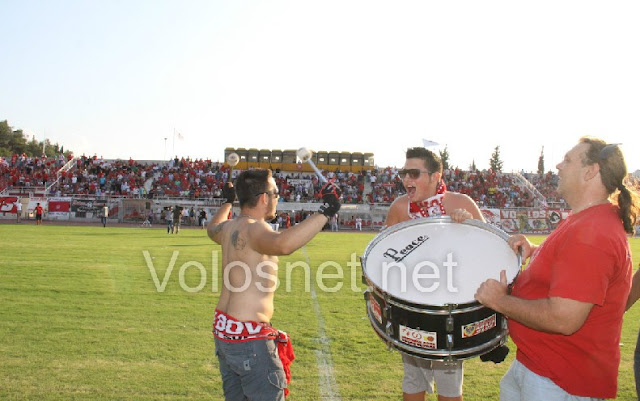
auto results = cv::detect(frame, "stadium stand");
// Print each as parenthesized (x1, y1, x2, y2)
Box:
(1, 153, 567, 210)
(1, 153, 71, 194)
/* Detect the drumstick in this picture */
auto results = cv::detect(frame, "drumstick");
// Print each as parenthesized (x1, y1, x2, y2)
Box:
(297, 147, 327, 184)
(226, 152, 239, 183)
(224, 153, 239, 219)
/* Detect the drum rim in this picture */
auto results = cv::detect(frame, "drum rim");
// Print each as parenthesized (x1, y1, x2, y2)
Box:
(368, 285, 484, 314)
(363, 216, 513, 260)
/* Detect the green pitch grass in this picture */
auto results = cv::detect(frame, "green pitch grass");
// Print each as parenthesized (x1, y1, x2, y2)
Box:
(0, 224, 638, 400)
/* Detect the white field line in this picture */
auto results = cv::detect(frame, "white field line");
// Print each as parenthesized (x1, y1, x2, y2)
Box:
(302, 246, 342, 400)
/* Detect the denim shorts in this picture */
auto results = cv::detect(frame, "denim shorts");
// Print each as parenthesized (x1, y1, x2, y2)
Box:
(500, 359, 604, 401)
(214, 337, 287, 401)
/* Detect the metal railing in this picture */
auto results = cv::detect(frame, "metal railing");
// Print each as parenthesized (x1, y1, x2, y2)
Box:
(45, 157, 78, 194)
(510, 171, 546, 205)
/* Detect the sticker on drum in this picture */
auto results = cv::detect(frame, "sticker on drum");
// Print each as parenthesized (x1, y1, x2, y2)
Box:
(362, 217, 520, 306)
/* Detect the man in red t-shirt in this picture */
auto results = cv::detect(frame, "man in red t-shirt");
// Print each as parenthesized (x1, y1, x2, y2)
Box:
(34, 202, 44, 226)
(476, 137, 638, 400)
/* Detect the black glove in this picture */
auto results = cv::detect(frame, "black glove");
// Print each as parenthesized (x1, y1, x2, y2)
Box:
(480, 344, 509, 363)
(222, 182, 236, 204)
(318, 182, 341, 218)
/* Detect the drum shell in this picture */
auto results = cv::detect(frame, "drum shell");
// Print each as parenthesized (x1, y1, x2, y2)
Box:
(365, 286, 507, 360)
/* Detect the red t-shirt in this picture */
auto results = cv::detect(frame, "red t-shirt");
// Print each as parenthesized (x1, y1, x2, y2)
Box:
(509, 203, 632, 398)
(35, 205, 44, 215)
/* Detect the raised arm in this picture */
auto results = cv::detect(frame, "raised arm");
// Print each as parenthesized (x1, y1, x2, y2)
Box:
(249, 214, 330, 255)
(207, 183, 235, 244)
(250, 182, 341, 255)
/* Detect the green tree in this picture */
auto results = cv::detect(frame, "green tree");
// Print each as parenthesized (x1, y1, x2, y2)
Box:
(489, 146, 503, 172)
(469, 159, 477, 172)
(0, 120, 72, 157)
(537, 146, 545, 175)
(0, 120, 12, 155)
(438, 146, 450, 171)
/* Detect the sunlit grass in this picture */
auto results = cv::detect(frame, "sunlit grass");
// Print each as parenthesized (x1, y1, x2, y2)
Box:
(0, 225, 638, 400)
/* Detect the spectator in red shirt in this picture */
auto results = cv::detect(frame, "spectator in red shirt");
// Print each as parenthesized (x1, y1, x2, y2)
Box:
(34, 203, 44, 225)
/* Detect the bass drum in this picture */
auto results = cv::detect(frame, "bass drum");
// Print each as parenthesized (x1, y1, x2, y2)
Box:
(362, 217, 520, 360)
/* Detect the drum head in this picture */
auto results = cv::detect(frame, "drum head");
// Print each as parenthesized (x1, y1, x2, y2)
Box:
(363, 217, 520, 306)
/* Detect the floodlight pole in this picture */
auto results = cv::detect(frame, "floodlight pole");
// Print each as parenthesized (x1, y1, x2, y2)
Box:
(164, 137, 167, 161)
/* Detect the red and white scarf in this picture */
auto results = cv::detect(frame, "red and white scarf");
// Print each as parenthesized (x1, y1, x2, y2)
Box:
(408, 180, 447, 219)
(213, 309, 295, 397)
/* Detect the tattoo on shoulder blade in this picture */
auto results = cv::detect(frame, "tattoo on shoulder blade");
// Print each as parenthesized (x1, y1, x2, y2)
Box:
(230, 230, 246, 250)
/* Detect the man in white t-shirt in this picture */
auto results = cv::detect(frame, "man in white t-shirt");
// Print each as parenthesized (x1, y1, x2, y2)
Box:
(330, 214, 339, 232)
(15, 200, 22, 223)
(355, 216, 362, 231)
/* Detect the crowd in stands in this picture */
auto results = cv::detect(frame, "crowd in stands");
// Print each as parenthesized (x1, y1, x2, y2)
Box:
(2, 153, 611, 210)
(1, 155, 232, 199)
(524, 172, 568, 208)
(0, 153, 71, 192)
(273, 169, 368, 204)
(445, 168, 534, 208)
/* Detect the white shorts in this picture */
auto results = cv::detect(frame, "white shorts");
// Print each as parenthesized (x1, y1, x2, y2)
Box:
(402, 354, 463, 397)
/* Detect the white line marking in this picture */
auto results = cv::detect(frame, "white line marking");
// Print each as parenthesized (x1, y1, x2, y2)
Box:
(303, 246, 342, 400)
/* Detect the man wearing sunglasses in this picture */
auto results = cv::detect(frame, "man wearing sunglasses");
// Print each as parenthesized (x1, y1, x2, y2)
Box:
(206, 169, 341, 400)
(476, 138, 638, 400)
(385, 147, 484, 401)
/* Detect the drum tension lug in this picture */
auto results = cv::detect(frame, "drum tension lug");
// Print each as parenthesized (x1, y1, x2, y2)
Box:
(384, 294, 393, 337)
(445, 304, 456, 333)
(443, 355, 457, 367)
(383, 296, 391, 320)
(445, 304, 456, 353)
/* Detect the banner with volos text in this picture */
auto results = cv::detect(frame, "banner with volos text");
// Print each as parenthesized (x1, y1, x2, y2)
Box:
(498, 209, 568, 235)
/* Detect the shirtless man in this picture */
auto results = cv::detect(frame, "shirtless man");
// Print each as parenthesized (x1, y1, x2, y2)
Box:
(385, 147, 483, 401)
(207, 169, 340, 400)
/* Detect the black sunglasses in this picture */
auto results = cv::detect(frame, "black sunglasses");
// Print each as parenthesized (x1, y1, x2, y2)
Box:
(599, 143, 622, 161)
(256, 190, 280, 199)
(398, 168, 431, 179)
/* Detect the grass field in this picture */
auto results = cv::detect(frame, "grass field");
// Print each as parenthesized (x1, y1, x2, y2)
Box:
(0, 223, 638, 400)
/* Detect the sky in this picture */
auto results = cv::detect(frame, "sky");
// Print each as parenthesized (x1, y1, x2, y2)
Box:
(1, 0, 639, 173)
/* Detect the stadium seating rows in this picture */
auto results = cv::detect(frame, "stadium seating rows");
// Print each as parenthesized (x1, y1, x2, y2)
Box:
(1, 154, 567, 208)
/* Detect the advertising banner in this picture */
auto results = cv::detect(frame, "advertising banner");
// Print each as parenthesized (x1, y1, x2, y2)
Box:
(499, 209, 566, 234)
(48, 197, 72, 220)
(0, 196, 18, 214)
(70, 199, 107, 218)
